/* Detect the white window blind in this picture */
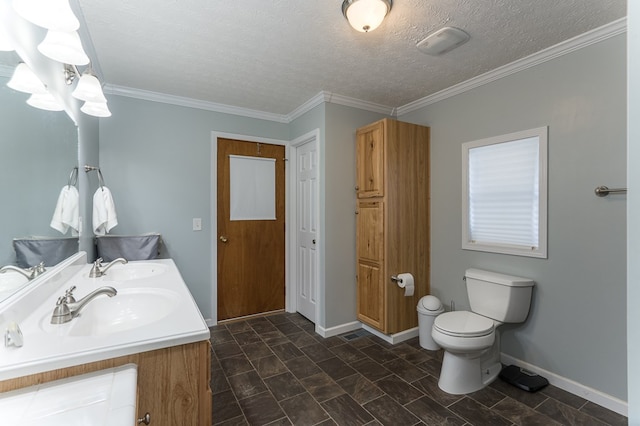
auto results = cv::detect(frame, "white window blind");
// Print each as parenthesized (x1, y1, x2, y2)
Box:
(462, 127, 547, 258)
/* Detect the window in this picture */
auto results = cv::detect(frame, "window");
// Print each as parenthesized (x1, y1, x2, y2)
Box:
(462, 127, 548, 258)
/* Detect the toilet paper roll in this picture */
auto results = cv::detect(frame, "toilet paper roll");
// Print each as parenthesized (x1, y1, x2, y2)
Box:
(397, 273, 414, 297)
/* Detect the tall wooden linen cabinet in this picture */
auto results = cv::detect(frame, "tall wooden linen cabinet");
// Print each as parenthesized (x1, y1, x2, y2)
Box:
(356, 118, 430, 334)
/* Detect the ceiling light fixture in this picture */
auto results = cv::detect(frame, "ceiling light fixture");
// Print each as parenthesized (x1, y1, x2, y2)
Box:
(12, 0, 79, 32)
(342, 0, 392, 33)
(37, 30, 90, 65)
(416, 27, 470, 56)
(7, 62, 47, 94)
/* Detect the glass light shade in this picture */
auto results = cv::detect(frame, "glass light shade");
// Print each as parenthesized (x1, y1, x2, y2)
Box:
(26, 92, 64, 111)
(7, 62, 47, 94)
(0, 26, 14, 51)
(72, 72, 107, 103)
(37, 30, 89, 65)
(344, 0, 391, 32)
(81, 101, 111, 118)
(12, 0, 79, 31)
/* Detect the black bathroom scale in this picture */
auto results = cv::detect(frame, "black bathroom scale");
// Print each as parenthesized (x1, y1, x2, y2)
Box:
(499, 365, 549, 392)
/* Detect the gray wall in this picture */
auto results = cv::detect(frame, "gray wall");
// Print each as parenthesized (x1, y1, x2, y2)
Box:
(0, 76, 78, 266)
(400, 34, 627, 400)
(628, 2, 639, 422)
(98, 96, 288, 320)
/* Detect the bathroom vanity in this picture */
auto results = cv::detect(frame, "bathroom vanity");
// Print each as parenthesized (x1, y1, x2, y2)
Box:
(0, 253, 211, 426)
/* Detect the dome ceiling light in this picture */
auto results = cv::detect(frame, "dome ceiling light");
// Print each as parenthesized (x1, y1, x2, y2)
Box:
(342, 0, 392, 33)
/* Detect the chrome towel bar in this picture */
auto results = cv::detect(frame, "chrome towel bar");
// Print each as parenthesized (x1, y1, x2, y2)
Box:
(594, 186, 627, 197)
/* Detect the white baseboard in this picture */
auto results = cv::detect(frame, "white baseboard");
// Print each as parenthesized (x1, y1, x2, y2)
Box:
(205, 318, 216, 328)
(501, 353, 628, 417)
(316, 321, 361, 338)
(361, 324, 419, 345)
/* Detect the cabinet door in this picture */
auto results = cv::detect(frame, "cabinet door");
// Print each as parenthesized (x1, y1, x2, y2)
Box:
(357, 261, 385, 331)
(356, 121, 384, 198)
(356, 201, 384, 262)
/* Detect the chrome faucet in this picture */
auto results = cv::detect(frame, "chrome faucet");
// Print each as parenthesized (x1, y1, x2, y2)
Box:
(0, 262, 46, 280)
(88, 257, 128, 278)
(50, 286, 117, 324)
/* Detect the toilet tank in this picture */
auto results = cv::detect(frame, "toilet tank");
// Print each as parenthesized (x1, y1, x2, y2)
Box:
(465, 268, 534, 323)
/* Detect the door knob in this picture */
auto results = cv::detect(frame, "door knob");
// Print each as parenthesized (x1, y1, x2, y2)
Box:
(137, 413, 151, 424)
(219, 235, 229, 243)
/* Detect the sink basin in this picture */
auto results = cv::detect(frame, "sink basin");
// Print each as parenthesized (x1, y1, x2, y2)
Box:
(41, 288, 179, 337)
(89, 263, 167, 281)
(0, 271, 29, 292)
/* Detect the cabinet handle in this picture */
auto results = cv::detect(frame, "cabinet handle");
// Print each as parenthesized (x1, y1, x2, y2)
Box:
(137, 413, 151, 424)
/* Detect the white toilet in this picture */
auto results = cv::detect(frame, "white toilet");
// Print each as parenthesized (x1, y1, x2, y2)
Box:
(431, 268, 534, 395)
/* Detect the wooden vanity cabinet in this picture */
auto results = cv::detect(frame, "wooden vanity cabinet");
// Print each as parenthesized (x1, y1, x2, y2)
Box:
(0, 341, 212, 426)
(355, 118, 430, 334)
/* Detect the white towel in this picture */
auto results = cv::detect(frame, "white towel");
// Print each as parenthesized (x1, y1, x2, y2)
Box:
(93, 186, 118, 235)
(50, 185, 79, 235)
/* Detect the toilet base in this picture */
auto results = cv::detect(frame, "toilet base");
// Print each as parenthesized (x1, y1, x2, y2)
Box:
(437, 331, 503, 395)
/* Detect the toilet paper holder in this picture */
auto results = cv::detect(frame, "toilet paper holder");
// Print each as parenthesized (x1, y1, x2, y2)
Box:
(390, 275, 403, 283)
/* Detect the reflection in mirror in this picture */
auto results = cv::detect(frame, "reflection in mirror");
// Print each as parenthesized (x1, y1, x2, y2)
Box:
(0, 70, 79, 303)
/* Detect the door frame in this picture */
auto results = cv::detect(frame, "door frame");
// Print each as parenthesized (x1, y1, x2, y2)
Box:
(210, 131, 290, 326)
(288, 129, 322, 326)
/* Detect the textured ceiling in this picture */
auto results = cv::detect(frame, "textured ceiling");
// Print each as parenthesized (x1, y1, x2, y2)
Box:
(70, 0, 626, 116)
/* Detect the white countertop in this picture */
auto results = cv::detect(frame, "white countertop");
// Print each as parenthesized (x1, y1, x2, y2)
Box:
(0, 364, 137, 425)
(0, 252, 210, 381)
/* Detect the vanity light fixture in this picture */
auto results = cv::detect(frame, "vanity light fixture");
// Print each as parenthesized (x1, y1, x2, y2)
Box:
(80, 100, 111, 117)
(12, 0, 79, 32)
(0, 26, 14, 51)
(37, 30, 90, 65)
(71, 69, 107, 103)
(7, 62, 47, 94)
(26, 92, 64, 111)
(342, 0, 392, 33)
(64, 64, 111, 117)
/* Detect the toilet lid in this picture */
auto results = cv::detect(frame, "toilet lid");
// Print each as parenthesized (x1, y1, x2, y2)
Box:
(434, 311, 494, 338)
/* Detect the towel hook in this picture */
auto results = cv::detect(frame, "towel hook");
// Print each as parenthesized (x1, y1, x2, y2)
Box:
(67, 167, 78, 188)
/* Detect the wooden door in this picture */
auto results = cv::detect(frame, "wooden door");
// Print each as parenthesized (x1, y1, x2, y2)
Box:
(217, 138, 285, 321)
(295, 139, 318, 322)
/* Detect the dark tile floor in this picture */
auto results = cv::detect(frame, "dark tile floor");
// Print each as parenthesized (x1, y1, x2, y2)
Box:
(210, 313, 627, 426)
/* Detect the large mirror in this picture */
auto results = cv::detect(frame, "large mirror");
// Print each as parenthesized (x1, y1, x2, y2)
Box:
(0, 54, 79, 302)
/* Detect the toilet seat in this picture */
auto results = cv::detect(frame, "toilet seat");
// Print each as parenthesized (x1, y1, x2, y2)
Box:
(434, 311, 494, 338)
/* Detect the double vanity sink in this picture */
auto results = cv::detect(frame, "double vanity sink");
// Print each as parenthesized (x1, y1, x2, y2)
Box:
(0, 252, 211, 425)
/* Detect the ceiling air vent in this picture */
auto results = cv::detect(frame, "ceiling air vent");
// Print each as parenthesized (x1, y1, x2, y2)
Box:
(417, 27, 470, 56)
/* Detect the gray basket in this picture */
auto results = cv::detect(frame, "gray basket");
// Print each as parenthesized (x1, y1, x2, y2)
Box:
(13, 237, 79, 268)
(96, 233, 161, 262)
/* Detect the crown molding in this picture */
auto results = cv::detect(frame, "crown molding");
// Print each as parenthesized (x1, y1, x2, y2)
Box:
(104, 84, 291, 123)
(396, 17, 627, 116)
(286, 91, 394, 122)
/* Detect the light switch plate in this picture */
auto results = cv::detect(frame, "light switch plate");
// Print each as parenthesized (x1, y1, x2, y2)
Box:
(192, 218, 202, 231)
